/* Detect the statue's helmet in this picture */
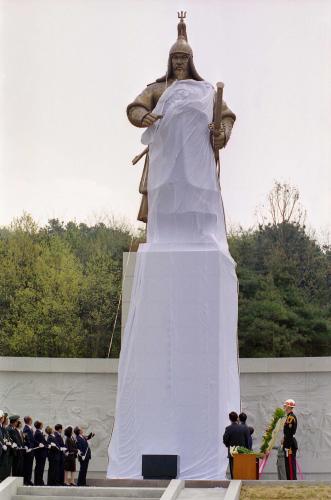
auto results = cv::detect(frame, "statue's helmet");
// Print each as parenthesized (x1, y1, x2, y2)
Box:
(155, 12, 203, 82)
(169, 16, 193, 56)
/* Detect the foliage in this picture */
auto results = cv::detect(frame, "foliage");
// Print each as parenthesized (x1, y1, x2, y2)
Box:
(230, 446, 264, 458)
(0, 183, 330, 359)
(229, 221, 331, 357)
(0, 214, 143, 358)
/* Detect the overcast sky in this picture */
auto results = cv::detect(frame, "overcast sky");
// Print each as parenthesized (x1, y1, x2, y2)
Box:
(1, 0, 330, 238)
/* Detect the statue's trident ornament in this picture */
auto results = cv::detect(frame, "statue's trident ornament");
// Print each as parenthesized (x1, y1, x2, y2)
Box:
(178, 11, 187, 21)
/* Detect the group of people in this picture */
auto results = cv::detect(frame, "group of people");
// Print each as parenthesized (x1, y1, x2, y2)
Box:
(222, 411, 254, 478)
(1, 402, 298, 484)
(223, 399, 298, 480)
(0, 411, 94, 487)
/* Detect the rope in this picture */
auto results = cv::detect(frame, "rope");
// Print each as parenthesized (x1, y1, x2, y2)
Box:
(296, 458, 304, 480)
(259, 452, 270, 475)
(107, 234, 134, 358)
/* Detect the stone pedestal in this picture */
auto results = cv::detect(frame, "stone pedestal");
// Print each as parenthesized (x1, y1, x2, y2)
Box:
(108, 243, 240, 479)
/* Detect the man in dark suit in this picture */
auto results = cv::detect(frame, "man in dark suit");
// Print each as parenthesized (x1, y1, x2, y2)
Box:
(23, 416, 34, 485)
(74, 426, 94, 486)
(33, 421, 47, 486)
(223, 411, 251, 479)
(239, 412, 253, 450)
(54, 424, 65, 486)
(7, 415, 24, 477)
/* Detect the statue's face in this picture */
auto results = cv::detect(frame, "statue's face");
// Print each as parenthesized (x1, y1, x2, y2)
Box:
(172, 53, 190, 80)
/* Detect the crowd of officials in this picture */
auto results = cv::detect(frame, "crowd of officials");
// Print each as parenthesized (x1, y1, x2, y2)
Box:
(0, 411, 95, 486)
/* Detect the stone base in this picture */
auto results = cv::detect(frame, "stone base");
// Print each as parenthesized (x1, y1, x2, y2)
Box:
(109, 244, 240, 479)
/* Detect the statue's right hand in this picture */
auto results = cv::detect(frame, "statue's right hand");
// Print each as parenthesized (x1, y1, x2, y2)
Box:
(142, 113, 163, 127)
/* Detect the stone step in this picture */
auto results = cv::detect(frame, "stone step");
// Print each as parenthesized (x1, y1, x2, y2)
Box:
(16, 487, 165, 498)
(13, 497, 158, 500)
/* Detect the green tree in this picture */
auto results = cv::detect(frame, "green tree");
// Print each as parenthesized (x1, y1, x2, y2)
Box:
(230, 182, 331, 357)
(0, 215, 84, 356)
(78, 253, 122, 357)
(0, 190, 329, 359)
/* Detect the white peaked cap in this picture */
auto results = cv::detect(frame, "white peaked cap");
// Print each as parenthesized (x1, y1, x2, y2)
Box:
(283, 399, 296, 407)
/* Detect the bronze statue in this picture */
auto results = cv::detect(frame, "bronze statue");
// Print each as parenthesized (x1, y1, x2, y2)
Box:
(127, 12, 236, 223)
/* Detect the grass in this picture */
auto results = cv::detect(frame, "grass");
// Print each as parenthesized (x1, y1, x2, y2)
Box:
(240, 485, 331, 499)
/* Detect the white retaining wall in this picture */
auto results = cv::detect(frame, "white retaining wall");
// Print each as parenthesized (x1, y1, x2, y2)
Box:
(0, 477, 23, 499)
(0, 357, 118, 476)
(0, 356, 331, 479)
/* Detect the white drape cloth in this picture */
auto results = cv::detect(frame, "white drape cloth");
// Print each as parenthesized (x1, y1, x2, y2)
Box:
(142, 80, 230, 253)
(108, 80, 240, 479)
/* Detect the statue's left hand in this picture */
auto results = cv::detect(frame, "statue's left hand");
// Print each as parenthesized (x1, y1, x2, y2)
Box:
(209, 123, 226, 150)
(214, 131, 226, 150)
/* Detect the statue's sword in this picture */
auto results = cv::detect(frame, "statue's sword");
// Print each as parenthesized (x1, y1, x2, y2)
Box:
(213, 81, 224, 178)
(132, 146, 148, 166)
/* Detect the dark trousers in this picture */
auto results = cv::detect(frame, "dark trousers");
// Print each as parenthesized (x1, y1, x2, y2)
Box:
(228, 457, 234, 479)
(0, 461, 8, 482)
(34, 455, 46, 485)
(285, 449, 297, 480)
(77, 458, 90, 486)
(7, 453, 13, 478)
(23, 452, 34, 484)
(0, 452, 10, 481)
(12, 452, 24, 477)
(55, 455, 64, 485)
(47, 458, 57, 486)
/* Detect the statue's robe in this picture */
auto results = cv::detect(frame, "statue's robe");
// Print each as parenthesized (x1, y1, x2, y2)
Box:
(127, 78, 236, 222)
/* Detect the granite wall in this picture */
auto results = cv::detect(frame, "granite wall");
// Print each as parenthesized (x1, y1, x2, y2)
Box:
(0, 358, 118, 476)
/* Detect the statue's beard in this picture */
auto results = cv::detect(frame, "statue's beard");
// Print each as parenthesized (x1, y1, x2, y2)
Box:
(174, 67, 189, 80)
